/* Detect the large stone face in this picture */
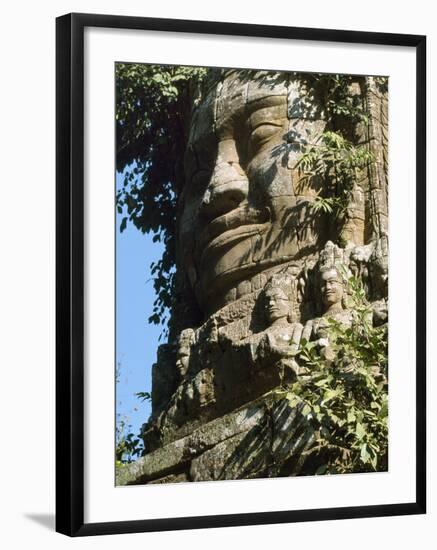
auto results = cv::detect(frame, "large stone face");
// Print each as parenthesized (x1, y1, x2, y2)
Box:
(118, 70, 389, 486)
(180, 71, 328, 316)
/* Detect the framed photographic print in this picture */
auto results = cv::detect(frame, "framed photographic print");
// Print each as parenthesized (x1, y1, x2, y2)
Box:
(56, 12, 426, 536)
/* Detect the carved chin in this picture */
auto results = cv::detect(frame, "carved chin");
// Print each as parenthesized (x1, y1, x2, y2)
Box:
(323, 297, 343, 311)
(268, 312, 287, 323)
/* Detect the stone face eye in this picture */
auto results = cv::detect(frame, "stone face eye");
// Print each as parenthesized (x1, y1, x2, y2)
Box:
(249, 123, 282, 154)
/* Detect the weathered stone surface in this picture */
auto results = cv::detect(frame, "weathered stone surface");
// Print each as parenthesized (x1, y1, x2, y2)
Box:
(119, 397, 321, 485)
(124, 70, 389, 485)
(120, 403, 265, 484)
(148, 473, 189, 485)
(190, 427, 270, 482)
(189, 398, 316, 482)
(151, 344, 178, 419)
(269, 400, 317, 476)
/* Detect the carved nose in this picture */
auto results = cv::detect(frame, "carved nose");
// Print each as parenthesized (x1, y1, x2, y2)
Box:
(200, 161, 249, 221)
(199, 138, 249, 222)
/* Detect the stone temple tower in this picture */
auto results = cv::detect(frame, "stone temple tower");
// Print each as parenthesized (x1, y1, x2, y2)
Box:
(117, 70, 388, 485)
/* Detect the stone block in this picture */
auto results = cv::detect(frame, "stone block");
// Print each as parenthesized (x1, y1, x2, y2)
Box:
(117, 403, 265, 485)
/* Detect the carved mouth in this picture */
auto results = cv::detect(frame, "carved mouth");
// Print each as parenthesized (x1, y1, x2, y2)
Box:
(197, 205, 270, 260)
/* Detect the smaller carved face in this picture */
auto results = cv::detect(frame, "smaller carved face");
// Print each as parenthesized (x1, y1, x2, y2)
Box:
(176, 348, 190, 374)
(176, 329, 194, 376)
(320, 269, 344, 308)
(265, 287, 290, 323)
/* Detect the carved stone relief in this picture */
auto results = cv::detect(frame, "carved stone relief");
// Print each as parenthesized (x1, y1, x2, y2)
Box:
(117, 69, 389, 485)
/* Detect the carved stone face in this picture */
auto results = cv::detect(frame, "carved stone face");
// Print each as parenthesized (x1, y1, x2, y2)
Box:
(265, 287, 290, 323)
(320, 268, 344, 309)
(175, 347, 190, 376)
(175, 329, 194, 377)
(179, 71, 325, 315)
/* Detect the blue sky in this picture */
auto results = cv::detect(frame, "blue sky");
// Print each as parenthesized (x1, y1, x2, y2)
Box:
(116, 169, 165, 441)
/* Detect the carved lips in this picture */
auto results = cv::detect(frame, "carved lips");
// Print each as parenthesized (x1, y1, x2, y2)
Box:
(196, 204, 270, 263)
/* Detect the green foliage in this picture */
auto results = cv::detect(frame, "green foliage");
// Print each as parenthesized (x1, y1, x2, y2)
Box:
(115, 362, 150, 465)
(115, 417, 144, 466)
(295, 74, 374, 225)
(310, 74, 370, 125)
(276, 275, 388, 474)
(116, 63, 207, 333)
(135, 391, 152, 403)
(115, 390, 151, 465)
(297, 130, 374, 219)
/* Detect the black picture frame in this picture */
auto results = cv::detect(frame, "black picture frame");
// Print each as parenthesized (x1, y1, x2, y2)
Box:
(56, 12, 426, 537)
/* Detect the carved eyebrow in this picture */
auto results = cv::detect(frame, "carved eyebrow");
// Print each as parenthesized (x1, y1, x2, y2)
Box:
(248, 103, 287, 131)
(246, 95, 286, 111)
(250, 120, 284, 132)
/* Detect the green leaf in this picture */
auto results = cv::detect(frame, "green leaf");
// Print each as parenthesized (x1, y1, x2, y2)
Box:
(323, 389, 340, 403)
(355, 423, 366, 440)
(360, 443, 370, 463)
(287, 394, 301, 408)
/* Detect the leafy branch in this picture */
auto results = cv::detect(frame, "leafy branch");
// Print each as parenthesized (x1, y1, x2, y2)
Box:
(296, 130, 374, 220)
(115, 418, 144, 466)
